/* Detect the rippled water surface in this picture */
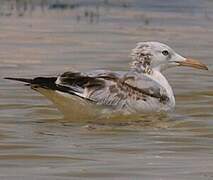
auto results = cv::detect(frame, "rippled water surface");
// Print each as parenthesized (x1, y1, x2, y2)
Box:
(0, 0, 213, 179)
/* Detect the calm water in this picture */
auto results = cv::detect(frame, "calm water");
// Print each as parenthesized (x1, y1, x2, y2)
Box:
(0, 0, 213, 179)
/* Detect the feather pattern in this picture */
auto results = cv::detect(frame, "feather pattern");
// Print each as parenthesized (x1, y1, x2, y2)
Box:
(55, 70, 172, 113)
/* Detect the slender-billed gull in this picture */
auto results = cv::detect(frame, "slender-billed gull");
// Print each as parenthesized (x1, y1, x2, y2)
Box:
(5, 42, 208, 118)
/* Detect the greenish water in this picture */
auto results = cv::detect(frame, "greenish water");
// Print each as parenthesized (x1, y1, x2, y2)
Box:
(0, 0, 213, 179)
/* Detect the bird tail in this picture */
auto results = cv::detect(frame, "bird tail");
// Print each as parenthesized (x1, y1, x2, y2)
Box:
(4, 76, 97, 119)
(4, 77, 58, 89)
(4, 77, 33, 84)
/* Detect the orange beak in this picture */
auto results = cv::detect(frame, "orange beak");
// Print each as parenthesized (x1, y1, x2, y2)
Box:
(178, 58, 208, 70)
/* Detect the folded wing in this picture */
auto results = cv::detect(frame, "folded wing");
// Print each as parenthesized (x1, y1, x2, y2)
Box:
(55, 70, 169, 109)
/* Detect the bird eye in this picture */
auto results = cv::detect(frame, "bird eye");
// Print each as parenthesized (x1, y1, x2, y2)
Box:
(162, 50, 169, 56)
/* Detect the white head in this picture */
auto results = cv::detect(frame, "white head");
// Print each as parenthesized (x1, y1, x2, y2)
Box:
(131, 41, 208, 73)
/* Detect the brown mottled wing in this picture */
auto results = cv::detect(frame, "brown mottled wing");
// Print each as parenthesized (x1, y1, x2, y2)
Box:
(55, 70, 168, 108)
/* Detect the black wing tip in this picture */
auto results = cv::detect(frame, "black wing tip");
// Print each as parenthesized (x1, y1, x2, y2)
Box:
(4, 77, 32, 84)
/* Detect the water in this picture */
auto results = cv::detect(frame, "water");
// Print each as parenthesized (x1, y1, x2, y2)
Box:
(0, 0, 213, 179)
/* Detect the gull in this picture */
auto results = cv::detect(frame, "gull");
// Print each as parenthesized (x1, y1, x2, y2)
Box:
(5, 42, 208, 119)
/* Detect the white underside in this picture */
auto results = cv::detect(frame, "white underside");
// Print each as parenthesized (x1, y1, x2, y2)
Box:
(34, 87, 99, 121)
(147, 69, 175, 110)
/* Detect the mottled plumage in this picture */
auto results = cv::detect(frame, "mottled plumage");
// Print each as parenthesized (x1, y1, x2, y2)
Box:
(5, 42, 208, 118)
(54, 70, 171, 113)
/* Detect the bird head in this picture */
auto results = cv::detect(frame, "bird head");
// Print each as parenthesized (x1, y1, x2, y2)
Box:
(130, 42, 208, 73)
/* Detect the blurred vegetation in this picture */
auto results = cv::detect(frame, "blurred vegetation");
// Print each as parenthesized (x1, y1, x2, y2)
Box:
(0, 0, 131, 16)
(0, 0, 133, 24)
